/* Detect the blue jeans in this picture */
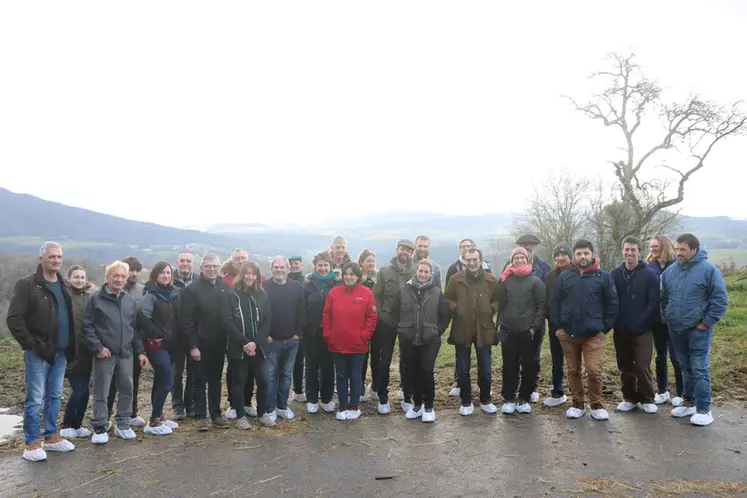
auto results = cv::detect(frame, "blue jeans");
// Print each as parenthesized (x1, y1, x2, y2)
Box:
(455, 344, 492, 406)
(265, 338, 300, 413)
(333, 353, 365, 409)
(148, 349, 174, 419)
(670, 326, 713, 413)
(23, 350, 67, 444)
(62, 371, 91, 429)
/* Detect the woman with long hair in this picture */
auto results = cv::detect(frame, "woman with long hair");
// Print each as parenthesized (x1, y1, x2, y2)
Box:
(221, 261, 272, 429)
(137, 261, 180, 435)
(358, 249, 378, 401)
(646, 235, 684, 407)
(322, 262, 378, 420)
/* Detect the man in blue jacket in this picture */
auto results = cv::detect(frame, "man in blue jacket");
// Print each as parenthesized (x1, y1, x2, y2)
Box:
(551, 239, 618, 421)
(610, 236, 660, 414)
(661, 233, 728, 426)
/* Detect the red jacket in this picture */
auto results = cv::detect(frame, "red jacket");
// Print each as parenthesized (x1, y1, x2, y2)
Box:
(322, 284, 378, 354)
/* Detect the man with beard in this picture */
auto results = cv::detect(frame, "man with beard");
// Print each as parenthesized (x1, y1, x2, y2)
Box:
(329, 236, 351, 271)
(373, 240, 416, 414)
(415, 236, 442, 287)
(543, 243, 573, 408)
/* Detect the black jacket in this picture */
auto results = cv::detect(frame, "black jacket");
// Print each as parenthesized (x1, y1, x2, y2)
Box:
(66, 285, 93, 374)
(303, 273, 342, 336)
(83, 284, 144, 357)
(221, 289, 272, 359)
(178, 274, 230, 350)
(610, 261, 660, 336)
(392, 279, 451, 346)
(137, 282, 180, 351)
(497, 273, 547, 333)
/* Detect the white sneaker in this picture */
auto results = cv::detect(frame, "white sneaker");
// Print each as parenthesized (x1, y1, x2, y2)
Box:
(76, 428, 92, 438)
(91, 431, 109, 444)
(276, 408, 295, 420)
(590, 408, 610, 421)
(671, 396, 684, 407)
(544, 395, 567, 408)
(672, 406, 697, 418)
(566, 406, 586, 419)
(224, 408, 237, 420)
(640, 403, 658, 414)
(405, 406, 424, 419)
(307, 403, 319, 414)
(690, 411, 714, 426)
(22, 445, 47, 462)
(294, 392, 307, 403)
(516, 402, 532, 414)
(42, 436, 75, 452)
(144, 423, 172, 436)
(321, 401, 336, 413)
(401, 402, 413, 413)
(422, 409, 436, 423)
(258, 414, 276, 427)
(162, 419, 179, 430)
(347, 409, 361, 420)
(245, 406, 258, 417)
(616, 401, 637, 412)
(266, 410, 278, 423)
(480, 403, 498, 414)
(378, 402, 391, 415)
(114, 426, 137, 440)
(448, 386, 461, 397)
(529, 392, 540, 403)
(129, 416, 146, 427)
(59, 428, 79, 439)
(459, 404, 474, 416)
(366, 384, 376, 400)
(502, 402, 516, 414)
(396, 390, 405, 401)
(654, 391, 670, 405)
(336, 411, 348, 421)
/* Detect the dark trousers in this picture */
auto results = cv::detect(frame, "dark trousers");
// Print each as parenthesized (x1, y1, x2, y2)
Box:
(400, 340, 440, 410)
(193, 346, 225, 420)
(501, 330, 538, 402)
(172, 346, 194, 413)
(293, 338, 305, 395)
(304, 332, 335, 404)
(548, 325, 565, 396)
(362, 323, 383, 391)
(376, 323, 411, 403)
(652, 322, 683, 396)
(228, 355, 268, 418)
(62, 371, 91, 429)
(148, 349, 174, 419)
(333, 353, 365, 409)
(108, 355, 141, 418)
(455, 343, 492, 406)
(227, 359, 255, 409)
(613, 331, 656, 404)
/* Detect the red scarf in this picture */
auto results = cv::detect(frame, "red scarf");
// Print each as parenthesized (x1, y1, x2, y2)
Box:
(501, 264, 532, 281)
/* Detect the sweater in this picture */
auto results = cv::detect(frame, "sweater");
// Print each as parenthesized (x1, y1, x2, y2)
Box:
(263, 278, 306, 339)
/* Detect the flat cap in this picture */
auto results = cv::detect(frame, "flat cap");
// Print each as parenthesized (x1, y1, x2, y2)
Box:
(515, 234, 541, 245)
(397, 239, 416, 250)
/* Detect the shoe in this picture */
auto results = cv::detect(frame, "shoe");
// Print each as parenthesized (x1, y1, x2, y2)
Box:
(544, 395, 567, 408)
(529, 392, 540, 403)
(42, 433, 75, 452)
(405, 406, 424, 420)
(277, 408, 295, 420)
(294, 392, 307, 403)
(616, 401, 637, 412)
(640, 403, 658, 414)
(129, 416, 146, 428)
(671, 396, 684, 407)
(258, 414, 277, 427)
(245, 406, 258, 417)
(224, 408, 237, 420)
(422, 409, 436, 423)
(336, 410, 348, 421)
(23, 441, 47, 462)
(161, 417, 179, 430)
(114, 426, 137, 439)
(76, 428, 92, 438)
(212, 416, 229, 429)
(396, 390, 405, 401)
(480, 403, 498, 414)
(672, 405, 697, 418)
(347, 408, 361, 420)
(186, 409, 196, 418)
(359, 391, 369, 403)
(459, 404, 474, 416)
(196, 419, 210, 432)
(307, 403, 319, 414)
(366, 384, 376, 400)
(516, 402, 531, 414)
(91, 427, 109, 444)
(654, 391, 670, 405)
(690, 411, 714, 426)
(590, 406, 610, 421)
(502, 402, 516, 414)
(144, 419, 172, 436)
(402, 402, 413, 413)
(266, 411, 278, 423)
(378, 402, 391, 415)
(448, 386, 461, 397)
(60, 428, 80, 439)
(172, 409, 186, 421)
(566, 406, 586, 419)
(321, 401, 336, 413)
(235, 417, 253, 430)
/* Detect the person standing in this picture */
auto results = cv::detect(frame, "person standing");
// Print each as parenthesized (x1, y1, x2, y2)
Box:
(329, 235, 352, 271)
(542, 243, 573, 408)
(359, 249, 378, 401)
(610, 237, 660, 414)
(444, 248, 500, 416)
(289, 256, 306, 284)
(551, 240, 618, 421)
(289, 255, 307, 402)
(323, 262, 378, 420)
(647, 235, 684, 407)
(172, 252, 198, 420)
(7, 242, 77, 461)
(414, 235, 442, 287)
(661, 233, 728, 426)
(222, 249, 251, 419)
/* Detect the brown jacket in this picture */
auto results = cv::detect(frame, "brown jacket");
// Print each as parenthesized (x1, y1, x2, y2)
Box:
(444, 269, 499, 347)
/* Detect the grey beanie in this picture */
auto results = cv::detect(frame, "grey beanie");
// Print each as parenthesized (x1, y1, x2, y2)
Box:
(553, 242, 572, 258)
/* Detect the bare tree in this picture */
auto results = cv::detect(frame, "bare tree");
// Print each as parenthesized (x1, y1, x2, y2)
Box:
(567, 52, 746, 239)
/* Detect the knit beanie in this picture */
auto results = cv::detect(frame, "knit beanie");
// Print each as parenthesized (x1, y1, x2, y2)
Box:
(511, 247, 529, 262)
(553, 243, 572, 258)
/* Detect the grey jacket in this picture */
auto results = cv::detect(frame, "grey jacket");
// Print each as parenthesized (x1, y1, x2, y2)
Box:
(123, 282, 144, 308)
(497, 274, 547, 333)
(83, 284, 144, 357)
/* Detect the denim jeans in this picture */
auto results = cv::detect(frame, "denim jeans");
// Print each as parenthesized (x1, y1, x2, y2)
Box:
(193, 346, 225, 420)
(652, 322, 683, 396)
(62, 371, 91, 430)
(23, 350, 67, 444)
(670, 326, 713, 413)
(333, 353, 365, 409)
(293, 338, 305, 395)
(148, 349, 174, 419)
(265, 338, 300, 413)
(455, 343, 492, 406)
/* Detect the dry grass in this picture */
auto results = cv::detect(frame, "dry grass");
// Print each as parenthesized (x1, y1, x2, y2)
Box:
(553, 476, 747, 497)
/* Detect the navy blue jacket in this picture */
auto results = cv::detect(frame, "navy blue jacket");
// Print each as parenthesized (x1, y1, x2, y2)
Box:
(610, 261, 660, 335)
(550, 261, 618, 339)
(647, 259, 674, 323)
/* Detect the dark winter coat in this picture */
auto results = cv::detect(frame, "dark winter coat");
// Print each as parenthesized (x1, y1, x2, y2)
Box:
(82, 284, 144, 357)
(221, 288, 272, 359)
(444, 269, 499, 347)
(497, 273, 547, 333)
(303, 273, 342, 337)
(178, 274, 230, 350)
(66, 285, 93, 374)
(373, 258, 415, 326)
(137, 282, 180, 351)
(392, 279, 451, 346)
(646, 259, 674, 323)
(610, 262, 660, 336)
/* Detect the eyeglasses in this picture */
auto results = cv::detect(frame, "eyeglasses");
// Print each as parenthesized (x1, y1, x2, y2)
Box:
(203, 264, 220, 270)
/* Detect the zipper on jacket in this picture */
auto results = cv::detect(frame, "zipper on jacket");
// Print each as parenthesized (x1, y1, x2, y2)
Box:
(234, 292, 247, 359)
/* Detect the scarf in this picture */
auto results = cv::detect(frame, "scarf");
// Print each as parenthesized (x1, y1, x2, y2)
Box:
(500, 264, 532, 281)
(311, 271, 336, 290)
(408, 276, 433, 290)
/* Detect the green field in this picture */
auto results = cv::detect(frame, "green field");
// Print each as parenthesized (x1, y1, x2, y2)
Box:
(0, 236, 115, 249)
(707, 248, 747, 267)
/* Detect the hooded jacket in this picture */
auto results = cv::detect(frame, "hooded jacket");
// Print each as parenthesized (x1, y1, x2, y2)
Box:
(303, 272, 342, 336)
(392, 278, 451, 346)
(497, 272, 547, 333)
(610, 261, 660, 335)
(661, 249, 728, 332)
(137, 282, 180, 351)
(221, 288, 272, 359)
(322, 284, 378, 354)
(82, 284, 144, 357)
(373, 258, 415, 326)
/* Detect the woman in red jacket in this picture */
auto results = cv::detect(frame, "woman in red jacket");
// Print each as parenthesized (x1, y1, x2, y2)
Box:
(323, 262, 378, 421)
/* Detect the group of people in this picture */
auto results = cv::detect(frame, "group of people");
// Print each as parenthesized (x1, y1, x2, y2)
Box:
(6, 230, 728, 463)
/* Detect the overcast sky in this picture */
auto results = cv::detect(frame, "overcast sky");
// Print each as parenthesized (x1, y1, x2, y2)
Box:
(1, 1, 745, 229)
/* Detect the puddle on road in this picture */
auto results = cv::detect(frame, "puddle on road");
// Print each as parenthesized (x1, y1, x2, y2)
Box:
(0, 407, 23, 443)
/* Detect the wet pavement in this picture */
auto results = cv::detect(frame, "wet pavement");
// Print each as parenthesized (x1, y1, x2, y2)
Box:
(2, 403, 746, 497)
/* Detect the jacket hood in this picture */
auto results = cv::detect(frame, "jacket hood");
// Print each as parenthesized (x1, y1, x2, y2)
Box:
(574, 259, 600, 274)
(680, 248, 709, 267)
(144, 281, 176, 297)
(70, 282, 93, 296)
(617, 260, 648, 272)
